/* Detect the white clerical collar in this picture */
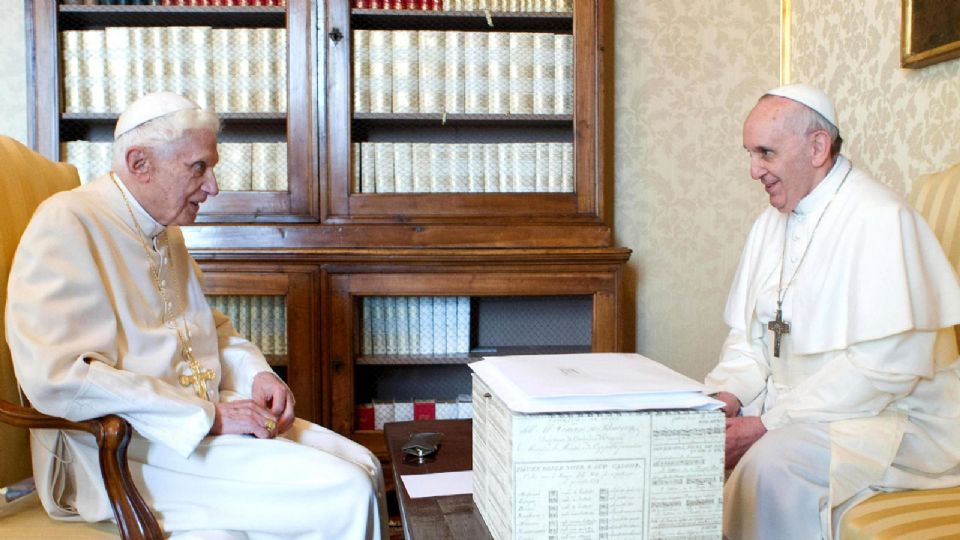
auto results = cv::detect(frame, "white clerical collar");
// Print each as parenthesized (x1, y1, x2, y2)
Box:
(793, 155, 849, 217)
(110, 172, 167, 239)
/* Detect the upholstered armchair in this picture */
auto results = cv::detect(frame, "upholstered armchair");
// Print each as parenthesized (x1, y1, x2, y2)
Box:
(0, 136, 162, 539)
(838, 162, 960, 538)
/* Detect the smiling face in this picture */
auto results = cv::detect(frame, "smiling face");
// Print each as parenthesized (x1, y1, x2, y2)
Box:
(742, 97, 822, 213)
(139, 128, 220, 225)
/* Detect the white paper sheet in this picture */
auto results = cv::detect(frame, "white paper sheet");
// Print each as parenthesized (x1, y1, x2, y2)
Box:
(469, 353, 723, 413)
(401, 470, 473, 499)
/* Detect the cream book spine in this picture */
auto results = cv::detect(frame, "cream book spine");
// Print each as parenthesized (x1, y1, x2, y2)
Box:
(483, 143, 500, 192)
(486, 32, 509, 114)
(229, 28, 253, 112)
(417, 31, 445, 113)
(368, 30, 393, 113)
(467, 144, 485, 192)
(534, 142, 550, 192)
(211, 28, 232, 113)
(187, 27, 212, 110)
(95, 142, 111, 183)
(61, 31, 83, 114)
(129, 27, 148, 100)
(395, 297, 410, 354)
(514, 143, 536, 192)
(352, 142, 362, 194)
(508, 33, 534, 114)
(464, 31, 490, 114)
(273, 143, 288, 191)
(531, 33, 555, 114)
(432, 296, 447, 354)
(456, 296, 470, 353)
(165, 27, 190, 103)
(547, 142, 563, 192)
(374, 142, 396, 193)
(275, 297, 287, 356)
(249, 296, 263, 355)
(407, 296, 421, 355)
(444, 296, 459, 355)
(80, 30, 107, 113)
(216, 143, 253, 191)
(443, 31, 465, 114)
(371, 297, 386, 355)
(273, 28, 288, 113)
(393, 142, 414, 192)
(418, 297, 434, 354)
(429, 144, 451, 193)
(384, 296, 398, 355)
(391, 30, 419, 113)
(498, 143, 514, 192)
(449, 143, 470, 192)
(353, 29, 371, 114)
(561, 142, 574, 192)
(554, 33, 573, 115)
(362, 297, 374, 355)
(104, 27, 132, 112)
(412, 142, 432, 193)
(360, 142, 377, 193)
(145, 27, 166, 96)
(250, 142, 272, 190)
(250, 28, 274, 113)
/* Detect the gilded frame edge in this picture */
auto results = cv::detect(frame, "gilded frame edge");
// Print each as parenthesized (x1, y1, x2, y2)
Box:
(901, 0, 960, 69)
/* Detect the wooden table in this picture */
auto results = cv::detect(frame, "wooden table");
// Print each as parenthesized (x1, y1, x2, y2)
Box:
(384, 419, 493, 540)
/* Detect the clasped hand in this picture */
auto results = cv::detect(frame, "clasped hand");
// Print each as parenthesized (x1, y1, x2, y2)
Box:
(209, 372, 296, 438)
(715, 391, 766, 470)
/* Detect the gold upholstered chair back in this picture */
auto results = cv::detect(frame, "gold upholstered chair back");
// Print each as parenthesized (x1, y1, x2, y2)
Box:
(0, 136, 80, 490)
(839, 161, 960, 539)
(909, 162, 960, 351)
(0, 136, 161, 538)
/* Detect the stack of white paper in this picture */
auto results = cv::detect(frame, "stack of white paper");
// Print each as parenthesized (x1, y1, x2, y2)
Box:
(470, 353, 724, 540)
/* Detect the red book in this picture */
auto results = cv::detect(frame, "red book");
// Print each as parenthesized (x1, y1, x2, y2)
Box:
(413, 400, 436, 421)
(355, 403, 375, 430)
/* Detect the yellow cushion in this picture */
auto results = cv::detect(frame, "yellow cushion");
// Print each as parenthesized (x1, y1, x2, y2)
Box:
(0, 493, 119, 538)
(838, 487, 960, 540)
(0, 136, 80, 488)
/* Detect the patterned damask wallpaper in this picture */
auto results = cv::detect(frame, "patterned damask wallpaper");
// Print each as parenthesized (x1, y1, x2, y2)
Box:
(612, 0, 779, 380)
(792, 0, 960, 194)
(614, 0, 960, 381)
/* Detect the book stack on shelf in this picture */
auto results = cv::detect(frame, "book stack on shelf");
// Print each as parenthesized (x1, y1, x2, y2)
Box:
(353, 1, 441, 9)
(353, 141, 572, 193)
(353, 1, 573, 11)
(60, 141, 288, 189)
(206, 295, 288, 358)
(60, 26, 286, 114)
(353, 30, 572, 116)
(361, 296, 470, 357)
(355, 394, 473, 430)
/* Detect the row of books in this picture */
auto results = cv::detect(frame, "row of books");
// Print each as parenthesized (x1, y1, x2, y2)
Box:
(61, 27, 286, 114)
(62, 141, 289, 191)
(353, 141, 574, 194)
(356, 395, 473, 430)
(354, 0, 572, 12)
(361, 296, 470, 356)
(217, 142, 289, 191)
(62, 1, 286, 5)
(207, 295, 288, 355)
(353, 30, 573, 115)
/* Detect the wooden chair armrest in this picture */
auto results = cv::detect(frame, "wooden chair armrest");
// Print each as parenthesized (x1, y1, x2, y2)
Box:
(0, 399, 163, 540)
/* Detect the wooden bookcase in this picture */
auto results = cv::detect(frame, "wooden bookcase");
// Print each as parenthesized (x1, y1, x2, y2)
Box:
(28, 0, 629, 453)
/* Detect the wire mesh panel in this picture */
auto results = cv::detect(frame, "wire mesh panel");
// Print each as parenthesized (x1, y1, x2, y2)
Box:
(206, 294, 288, 357)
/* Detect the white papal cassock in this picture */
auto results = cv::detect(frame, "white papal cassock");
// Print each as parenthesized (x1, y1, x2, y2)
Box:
(5, 174, 388, 539)
(706, 156, 960, 540)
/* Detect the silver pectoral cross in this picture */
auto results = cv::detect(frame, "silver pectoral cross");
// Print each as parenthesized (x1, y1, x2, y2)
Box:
(768, 305, 791, 358)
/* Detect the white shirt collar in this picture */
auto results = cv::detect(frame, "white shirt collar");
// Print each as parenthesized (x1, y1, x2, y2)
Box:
(793, 155, 849, 217)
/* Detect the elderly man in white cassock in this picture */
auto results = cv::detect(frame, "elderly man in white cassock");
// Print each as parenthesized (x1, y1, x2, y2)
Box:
(5, 92, 388, 539)
(705, 84, 960, 539)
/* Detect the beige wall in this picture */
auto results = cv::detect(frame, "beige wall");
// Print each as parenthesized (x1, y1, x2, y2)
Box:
(612, 0, 780, 379)
(0, 0, 28, 144)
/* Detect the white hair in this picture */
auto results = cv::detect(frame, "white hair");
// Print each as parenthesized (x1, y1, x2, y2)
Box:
(112, 108, 221, 172)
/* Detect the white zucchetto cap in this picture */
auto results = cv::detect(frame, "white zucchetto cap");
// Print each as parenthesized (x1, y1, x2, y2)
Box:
(765, 83, 838, 130)
(114, 92, 200, 139)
